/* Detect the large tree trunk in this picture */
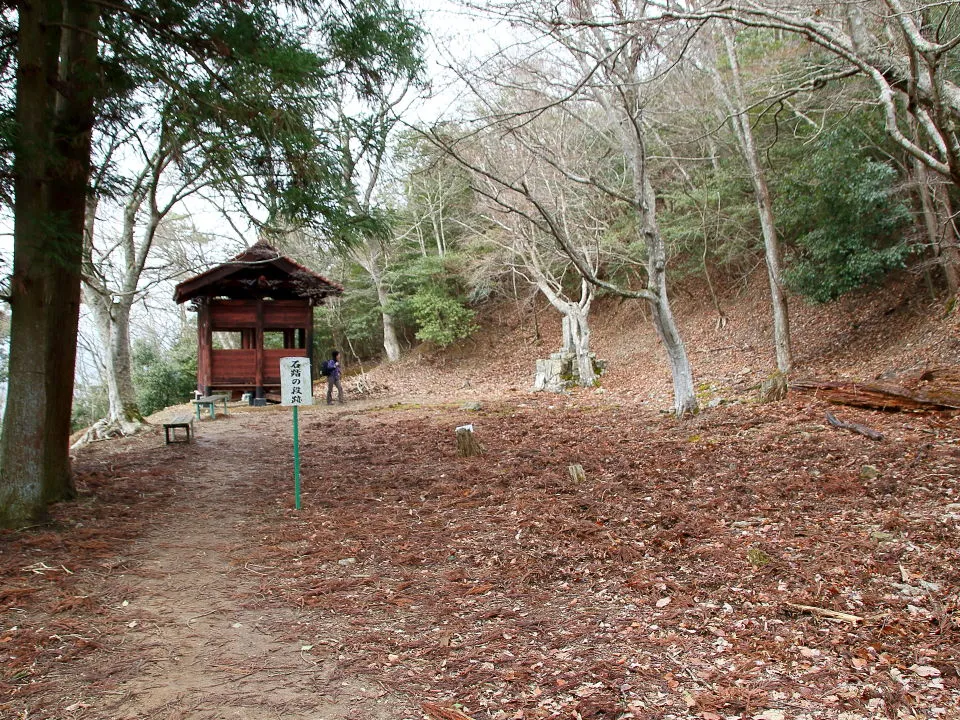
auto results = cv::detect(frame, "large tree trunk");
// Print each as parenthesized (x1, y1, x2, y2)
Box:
(0, 0, 100, 526)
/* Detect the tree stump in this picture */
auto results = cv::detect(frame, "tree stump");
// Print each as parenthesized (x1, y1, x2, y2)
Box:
(455, 424, 483, 457)
(568, 463, 586, 483)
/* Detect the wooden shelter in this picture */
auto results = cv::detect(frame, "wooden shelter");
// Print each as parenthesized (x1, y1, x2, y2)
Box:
(174, 241, 342, 401)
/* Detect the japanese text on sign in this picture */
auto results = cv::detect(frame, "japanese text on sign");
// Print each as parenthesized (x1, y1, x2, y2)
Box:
(279, 357, 313, 406)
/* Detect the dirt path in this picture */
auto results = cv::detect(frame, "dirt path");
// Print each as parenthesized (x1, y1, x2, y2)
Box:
(43, 407, 414, 720)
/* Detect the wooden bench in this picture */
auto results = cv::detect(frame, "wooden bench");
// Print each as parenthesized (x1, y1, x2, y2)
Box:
(163, 415, 193, 444)
(192, 394, 229, 420)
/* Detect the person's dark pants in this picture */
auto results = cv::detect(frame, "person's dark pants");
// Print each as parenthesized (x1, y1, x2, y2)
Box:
(327, 376, 344, 404)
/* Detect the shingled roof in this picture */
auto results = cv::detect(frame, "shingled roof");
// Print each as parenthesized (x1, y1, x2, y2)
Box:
(173, 241, 343, 304)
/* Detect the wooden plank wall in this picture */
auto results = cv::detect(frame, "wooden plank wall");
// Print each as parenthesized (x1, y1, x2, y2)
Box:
(204, 299, 313, 390)
(210, 299, 310, 330)
(211, 350, 257, 385)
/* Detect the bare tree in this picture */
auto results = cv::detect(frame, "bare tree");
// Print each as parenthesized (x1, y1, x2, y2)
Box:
(439, 0, 698, 414)
(471, 133, 602, 387)
(640, 0, 960, 287)
(648, 0, 960, 180)
(82, 119, 216, 435)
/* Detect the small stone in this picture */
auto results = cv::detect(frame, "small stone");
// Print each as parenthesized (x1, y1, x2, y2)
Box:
(460, 401, 482, 411)
(860, 465, 880, 480)
(655, 597, 672, 608)
(870, 530, 895, 542)
(338, 557, 357, 566)
(755, 710, 786, 720)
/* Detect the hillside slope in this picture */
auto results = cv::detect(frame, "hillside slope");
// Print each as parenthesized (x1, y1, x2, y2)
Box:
(357, 271, 960, 409)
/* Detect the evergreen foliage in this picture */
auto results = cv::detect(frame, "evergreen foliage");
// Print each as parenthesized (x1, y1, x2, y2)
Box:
(388, 254, 477, 348)
(775, 126, 913, 302)
(131, 334, 198, 417)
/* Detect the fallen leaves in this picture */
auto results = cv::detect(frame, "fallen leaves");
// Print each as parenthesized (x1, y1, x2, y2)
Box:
(2, 391, 959, 719)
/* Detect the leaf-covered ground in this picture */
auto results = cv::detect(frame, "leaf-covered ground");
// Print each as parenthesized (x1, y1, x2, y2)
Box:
(3, 275, 960, 718)
(2, 391, 958, 720)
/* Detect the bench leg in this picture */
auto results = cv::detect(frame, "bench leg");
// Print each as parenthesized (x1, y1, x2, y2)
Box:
(194, 405, 201, 421)
(208, 403, 215, 420)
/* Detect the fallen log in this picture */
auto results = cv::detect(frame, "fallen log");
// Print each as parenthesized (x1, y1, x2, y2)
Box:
(825, 410, 884, 441)
(791, 373, 960, 411)
(902, 366, 960, 408)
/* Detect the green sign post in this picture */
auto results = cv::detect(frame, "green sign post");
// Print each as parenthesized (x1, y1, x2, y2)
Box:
(293, 405, 301, 510)
(279, 357, 312, 510)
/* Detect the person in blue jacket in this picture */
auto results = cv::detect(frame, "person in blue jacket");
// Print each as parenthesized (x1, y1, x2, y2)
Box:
(325, 349, 344, 405)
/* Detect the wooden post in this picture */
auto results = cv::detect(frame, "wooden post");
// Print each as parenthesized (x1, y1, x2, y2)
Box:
(254, 298, 264, 400)
(306, 301, 315, 388)
(455, 424, 483, 457)
(197, 299, 213, 395)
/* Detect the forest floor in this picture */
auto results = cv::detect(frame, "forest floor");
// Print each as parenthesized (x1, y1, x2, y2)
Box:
(2, 276, 960, 720)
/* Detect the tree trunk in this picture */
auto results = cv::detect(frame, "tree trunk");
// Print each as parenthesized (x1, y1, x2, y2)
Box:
(562, 306, 596, 386)
(378, 282, 401, 362)
(935, 183, 960, 294)
(756, 177, 792, 373)
(718, 23, 792, 373)
(598, 37, 698, 416)
(640, 177, 698, 416)
(915, 158, 960, 294)
(363, 238, 400, 362)
(536, 275, 596, 388)
(0, 0, 100, 526)
(86, 291, 145, 433)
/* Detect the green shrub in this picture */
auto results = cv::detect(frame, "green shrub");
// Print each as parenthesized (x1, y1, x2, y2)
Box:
(388, 253, 477, 347)
(132, 333, 198, 416)
(406, 287, 477, 347)
(776, 126, 912, 302)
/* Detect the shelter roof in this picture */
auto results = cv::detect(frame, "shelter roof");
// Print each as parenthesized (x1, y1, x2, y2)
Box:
(173, 241, 343, 304)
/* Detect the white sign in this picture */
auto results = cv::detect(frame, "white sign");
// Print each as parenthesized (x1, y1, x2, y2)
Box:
(279, 357, 313, 406)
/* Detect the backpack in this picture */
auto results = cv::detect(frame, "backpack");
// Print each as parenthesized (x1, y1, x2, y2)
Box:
(320, 359, 335, 377)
